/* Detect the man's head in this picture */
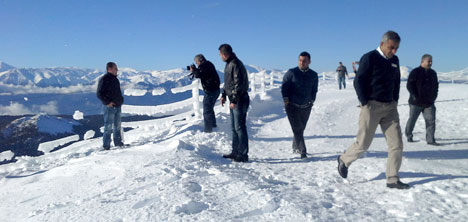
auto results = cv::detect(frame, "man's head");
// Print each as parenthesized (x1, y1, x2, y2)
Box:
(421, 54, 433, 70)
(339, 62, 342, 65)
(298, 51, 311, 70)
(219, 44, 233, 62)
(194, 54, 206, 66)
(106, 62, 118, 76)
(379, 30, 401, 59)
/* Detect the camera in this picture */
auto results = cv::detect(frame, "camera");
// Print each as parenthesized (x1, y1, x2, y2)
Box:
(186, 64, 196, 71)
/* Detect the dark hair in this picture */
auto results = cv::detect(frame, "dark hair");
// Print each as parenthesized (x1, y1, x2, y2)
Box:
(421, 54, 432, 62)
(219, 44, 233, 56)
(106, 62, 116, 71)
(194, 54, 206, 63)
(299, 51, 310, 60)
(382, 30, 401, 43)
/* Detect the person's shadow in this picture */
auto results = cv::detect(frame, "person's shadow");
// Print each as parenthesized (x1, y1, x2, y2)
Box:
(368, 172, 468, 186)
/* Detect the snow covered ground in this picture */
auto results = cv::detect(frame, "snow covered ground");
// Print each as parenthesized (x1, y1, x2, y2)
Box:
(0, 79, 467, 221)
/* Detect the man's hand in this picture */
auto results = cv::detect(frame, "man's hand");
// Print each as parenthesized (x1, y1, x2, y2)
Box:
(189, 66, 194, 72)
(107, 102, 116, 107)
(220, 97, 226, 107)
(229, 103, 236, 109)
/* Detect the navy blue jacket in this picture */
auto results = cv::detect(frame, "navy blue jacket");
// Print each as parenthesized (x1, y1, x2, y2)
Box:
(407, 66, 438, 108)
(97, 72, 124, 107)
(221, 54, 249, 104)
(192, 60, 220, 92)
(354, 50, 401, 106)
(281, 67, 319, 106)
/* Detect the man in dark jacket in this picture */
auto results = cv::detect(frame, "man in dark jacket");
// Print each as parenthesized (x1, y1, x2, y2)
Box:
(97, 62, 124, 150)
(190, 54, 221, 132)
(336, 62, 348, 89)
(337, 31, 410, 189)
(405, 54, 439, 145)
(219, 44, 250, 162)
(281, 51, 318, 159)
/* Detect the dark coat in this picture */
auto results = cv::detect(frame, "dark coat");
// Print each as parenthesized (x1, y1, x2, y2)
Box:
(97, 72, 124, 107)
(192, 60, 220, 92)
(354, 50, 401, 106)
(407, 66, 439, 107)
(336, 65, 348, 77)
(222, 54, 249, 104)
(281, 67, 319, 106)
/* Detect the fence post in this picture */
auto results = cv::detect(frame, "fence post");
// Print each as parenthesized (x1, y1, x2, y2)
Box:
(261, 71, 266, 93)
(250, 73, 256, 93)
(192, 79, 201, 118)
(270, 72, 274, 88)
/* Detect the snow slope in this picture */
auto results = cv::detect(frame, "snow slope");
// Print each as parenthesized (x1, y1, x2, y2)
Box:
(0, 79, 467, 221)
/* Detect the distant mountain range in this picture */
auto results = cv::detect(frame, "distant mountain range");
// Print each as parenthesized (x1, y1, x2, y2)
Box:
(0, 61, 466, 93)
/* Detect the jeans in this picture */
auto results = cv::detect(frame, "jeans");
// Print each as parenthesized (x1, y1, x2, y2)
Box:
(405, 104, 436, 143)
(285, 104, 312, 155)
(230, 94, 250, 157)
(338, 76, 346, 89)
(103, 106, 123, 148)
(203, 89, 220, 132)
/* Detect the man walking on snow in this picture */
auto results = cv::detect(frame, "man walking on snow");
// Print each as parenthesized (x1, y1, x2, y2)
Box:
(281, 51, 318, 159)
(337, 31, 410, 189)
(405, 54, 439, 145)
(336, 61, 348, 89)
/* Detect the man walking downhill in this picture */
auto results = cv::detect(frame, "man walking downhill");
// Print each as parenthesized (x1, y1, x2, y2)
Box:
(337, 31, 410, 189)
(405, 54, 439, 145)
(281, 51, 319, 159)
(336, 61, 348, 89)
(97, 62, 125, 150)
(190, 54, 221, 133)
(219, 44, 250, 163)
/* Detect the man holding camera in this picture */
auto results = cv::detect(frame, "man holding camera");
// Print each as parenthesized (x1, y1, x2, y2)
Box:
(189, 54, 221, 133)
(219, 44, 250, 162)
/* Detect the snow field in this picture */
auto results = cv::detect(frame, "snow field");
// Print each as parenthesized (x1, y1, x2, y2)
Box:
(0, 79, 467, 221)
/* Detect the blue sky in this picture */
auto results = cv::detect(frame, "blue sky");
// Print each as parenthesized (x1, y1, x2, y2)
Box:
(1, 0, 467, 72)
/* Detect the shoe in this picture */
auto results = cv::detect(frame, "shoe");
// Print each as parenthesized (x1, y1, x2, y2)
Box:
(407, 138, 415, 143)
(222, 153, 237, 159)
(300, 153, 307, 159)
(103, 146, 110, 151)
(233, 155, 248, 162)
(116, 143, 129, 147)
(337, 156, 348, 178)
(427, 142, 440, 146)
(387, 180, 410, 189)
(204, 128, 213, 133)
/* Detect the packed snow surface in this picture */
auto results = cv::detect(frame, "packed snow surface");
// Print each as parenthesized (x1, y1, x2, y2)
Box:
(1, 79, 467, 221)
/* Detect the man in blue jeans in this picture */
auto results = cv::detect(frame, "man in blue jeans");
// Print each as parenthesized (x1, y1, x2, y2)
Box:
(336, 62, 348, 90)
(97, 62, 124, 150)
(190, 54, 221, 132)
(219, 44, 250, 162)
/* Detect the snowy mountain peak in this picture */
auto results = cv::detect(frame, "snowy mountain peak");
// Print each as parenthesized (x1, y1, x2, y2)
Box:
(0, 61, 15, 72)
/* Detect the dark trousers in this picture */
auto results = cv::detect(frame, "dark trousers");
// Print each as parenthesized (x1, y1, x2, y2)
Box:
(230, 94, 250, 157)
(103, 106, 122, 148)
(203, 89, 220, 132)
(286, 104, 312, 155)
(405, 104, 436, 143)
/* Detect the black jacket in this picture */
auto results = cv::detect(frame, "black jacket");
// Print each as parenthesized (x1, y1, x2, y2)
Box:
(221, 54, 249, 104)
(336, 65, 348, 77)
(281, 67, 318, 106)
(407, 66, 438, 107)
(192, 60, 220, 92)
(354, 50, 401, 106)
(97, 72, 124, 107)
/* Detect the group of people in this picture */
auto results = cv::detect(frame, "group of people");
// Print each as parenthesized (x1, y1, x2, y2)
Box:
(96, 30, 440, 189)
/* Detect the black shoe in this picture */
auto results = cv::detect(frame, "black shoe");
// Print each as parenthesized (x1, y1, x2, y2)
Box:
(427, 142, 440, 146)
(300, 153, 307, 159)
(222, 153, 237, 159)
(103, 146, 110, 151)
(337, 156, 348, 178)
(407, 138, 415, 143)
(116, 143, 129, 147)
(387, 180, 410, 189)
(204, 128, 213, 133)
(233, 155, 248, 162)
